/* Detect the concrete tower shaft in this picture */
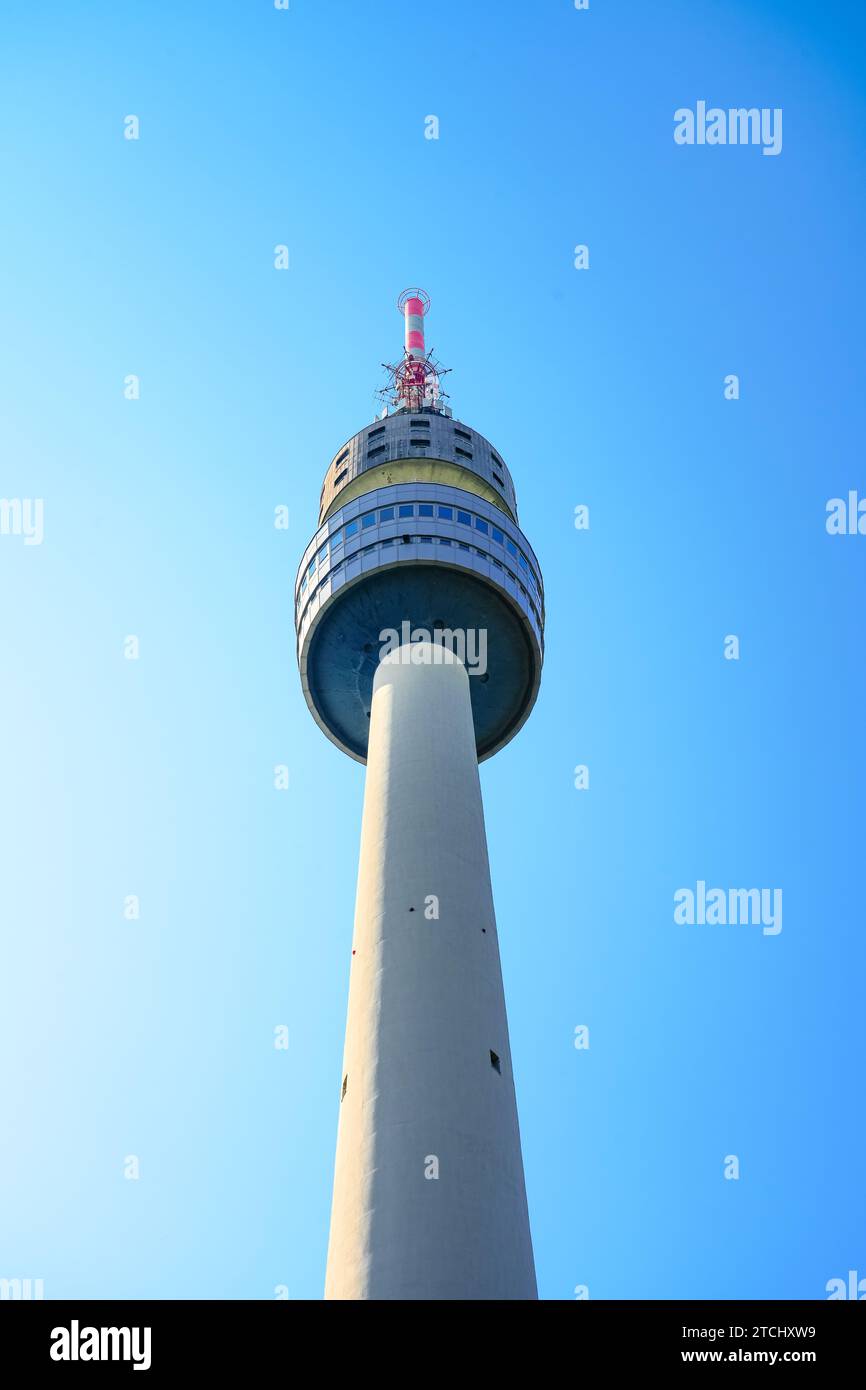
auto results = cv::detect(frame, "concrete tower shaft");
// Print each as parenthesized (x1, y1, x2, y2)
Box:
(324, 644, 537, 1300)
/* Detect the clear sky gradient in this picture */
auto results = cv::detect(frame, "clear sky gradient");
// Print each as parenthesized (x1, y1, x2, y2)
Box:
(1, 0, 864, 1299)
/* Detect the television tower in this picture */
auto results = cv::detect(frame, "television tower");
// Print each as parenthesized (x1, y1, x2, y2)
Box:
(294, 291, 544, 1299)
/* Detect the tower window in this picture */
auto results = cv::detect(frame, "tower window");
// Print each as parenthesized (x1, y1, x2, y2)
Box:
(398, 504, 414, 517)
(455, 447, 473, 460)
(367, 445, 386, 459)
(457, 510, 471, 525)
(454, 427, 471, 441)
(369, 425, 385, 438)
(334, 468, 348, 486)
(490, 1051, 501, 1074)
(418, 504, 434, 517)
(438, 505, 453, 520)
(341, 1075, 348, 1101)
(493, 472, 504, 487)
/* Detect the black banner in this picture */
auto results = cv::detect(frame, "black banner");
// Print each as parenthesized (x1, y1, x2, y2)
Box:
(2, 1299, 861, 1375)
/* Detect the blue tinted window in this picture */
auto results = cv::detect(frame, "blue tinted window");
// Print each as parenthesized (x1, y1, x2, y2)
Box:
(439, 537, 452, 546)
(398, 504, 414, 517)
(474, 517, 489, 535)
(518, 552, 528, 570)
(318, 544, 328, 563)
(418, 504, 434, 517)
(457, 510, 471, 525)
(438, 506, 453, 519)
(362, 512, 376, 528)
(491, 526, 504, 544)
(301, 575, 308, 593)
(308, 559, 316, 578)
(381, 537, 393, 546)
(345, 520, 359, 538)
(380, 507, 394, 521)
(505, 539, 518, 557)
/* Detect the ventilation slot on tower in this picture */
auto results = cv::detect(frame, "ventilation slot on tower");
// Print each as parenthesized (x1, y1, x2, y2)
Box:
(489, 1051, 501, 1074)
(341, 1075, 348, 1101)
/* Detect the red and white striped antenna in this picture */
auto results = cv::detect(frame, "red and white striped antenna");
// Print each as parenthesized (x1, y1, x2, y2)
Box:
(398, 288, 430, 360)
(379, 288, 450, 415)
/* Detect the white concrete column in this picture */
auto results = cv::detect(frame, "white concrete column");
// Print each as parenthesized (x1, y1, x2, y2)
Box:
(324, 641, 537, 1300)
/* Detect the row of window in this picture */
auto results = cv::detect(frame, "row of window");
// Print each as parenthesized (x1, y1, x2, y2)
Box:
(298, 536, 543, 630)
(300, 504, 540, 593)
(327, 423, 509, 497)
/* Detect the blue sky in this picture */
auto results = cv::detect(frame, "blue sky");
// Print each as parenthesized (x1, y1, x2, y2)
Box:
(1, 0, 864, 1299)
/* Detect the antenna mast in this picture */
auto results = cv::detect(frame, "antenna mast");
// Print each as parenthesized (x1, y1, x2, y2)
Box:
(379, 288, 451, 415)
